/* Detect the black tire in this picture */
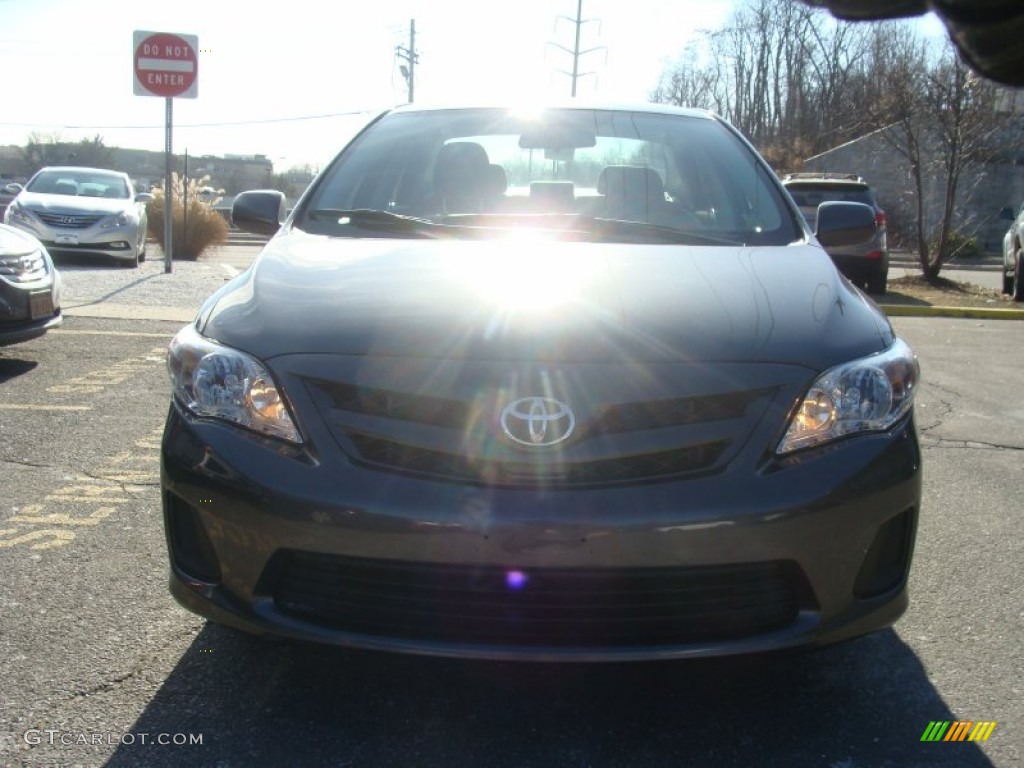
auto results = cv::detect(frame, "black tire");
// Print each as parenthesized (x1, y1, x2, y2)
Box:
(1004, 270, 1014, 295)
(866, 274, 887, 295)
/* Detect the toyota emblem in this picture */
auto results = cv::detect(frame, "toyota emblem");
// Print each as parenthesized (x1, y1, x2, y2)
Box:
(500, 397, 575, 447)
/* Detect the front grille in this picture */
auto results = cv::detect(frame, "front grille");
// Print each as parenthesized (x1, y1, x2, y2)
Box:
(306, 377, 777, 488)
(588, 389, 771, 435)
(322, 381, 470, 429)
(269, 553, 803, 648)
(0, 252, 46, 283)
(348, 432, 727, 486)
(34, 211, 103, 229)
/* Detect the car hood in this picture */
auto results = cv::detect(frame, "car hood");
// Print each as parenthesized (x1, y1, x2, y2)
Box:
(199, 229, 893, 368)
(0, 223, 44, 256)
(16, 191, 134, 214)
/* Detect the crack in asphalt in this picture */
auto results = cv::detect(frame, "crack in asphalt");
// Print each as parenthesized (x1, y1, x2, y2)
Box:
(920, 436, 1024, 451)
(78, 468, 160, 490)
(0, 457, 56, 470)
(917, 382, 958, 435)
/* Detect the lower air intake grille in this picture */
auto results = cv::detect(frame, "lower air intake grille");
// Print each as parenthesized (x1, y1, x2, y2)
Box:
(269, 553, 802, 648)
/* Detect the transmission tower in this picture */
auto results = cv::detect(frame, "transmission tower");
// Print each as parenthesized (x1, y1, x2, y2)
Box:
(548, 0, 606, 97)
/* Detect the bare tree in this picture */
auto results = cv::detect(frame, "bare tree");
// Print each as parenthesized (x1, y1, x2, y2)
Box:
(865, 30, 1011, 279)
(654, 2, 1016, 280)
(924, 54, 1006, 276)
(20, 133, 115, 176)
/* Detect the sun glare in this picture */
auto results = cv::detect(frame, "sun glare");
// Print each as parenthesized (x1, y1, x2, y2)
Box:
(456, 236, 598, 313)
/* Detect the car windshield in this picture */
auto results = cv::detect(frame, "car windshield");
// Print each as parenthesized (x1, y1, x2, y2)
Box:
(785, 183, 873, 208)
(298, 107, 799, 246)
(27, 170, 129, 199)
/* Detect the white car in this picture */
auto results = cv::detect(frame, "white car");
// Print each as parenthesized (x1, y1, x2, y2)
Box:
(1001, 202, 1024, 301)
(3, 167, 153, 267)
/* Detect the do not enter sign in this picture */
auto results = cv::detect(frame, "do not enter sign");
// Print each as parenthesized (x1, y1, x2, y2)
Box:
(133, 31, 198, 98)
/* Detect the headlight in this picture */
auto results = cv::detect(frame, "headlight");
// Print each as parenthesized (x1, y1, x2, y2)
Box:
(777, 338, 918, 454)
(168, 324, 302, 443)
(6, 202, 34, 225)
(101, 212, 133, 229)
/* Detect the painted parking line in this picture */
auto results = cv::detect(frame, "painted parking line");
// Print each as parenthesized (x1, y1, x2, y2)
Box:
(221, 264, 240, 278)
(46, 347, 166, 396)
(0, 425, 164, 552)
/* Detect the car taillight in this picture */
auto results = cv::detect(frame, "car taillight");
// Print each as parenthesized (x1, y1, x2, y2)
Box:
(865, 250, 884, 260)
(875, 209, 887, 228)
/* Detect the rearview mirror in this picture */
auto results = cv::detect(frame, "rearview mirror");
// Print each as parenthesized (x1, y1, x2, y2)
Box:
(519, 124, 597, 150)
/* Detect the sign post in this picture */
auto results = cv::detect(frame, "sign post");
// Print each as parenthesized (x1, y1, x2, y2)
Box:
(133, 31, 198, 274)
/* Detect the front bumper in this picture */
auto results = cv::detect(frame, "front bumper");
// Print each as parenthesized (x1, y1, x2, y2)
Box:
(5, 216, 141, 262)
(0, 276, 61, 346)
(161, 401, 922, 661)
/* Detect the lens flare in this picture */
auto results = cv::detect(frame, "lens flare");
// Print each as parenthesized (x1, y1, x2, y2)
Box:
(505, 570, 528, 590)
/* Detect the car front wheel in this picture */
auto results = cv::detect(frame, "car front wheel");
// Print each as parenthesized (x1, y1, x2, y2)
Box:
(120, 249, 141, 269)
(1013, 251, 1024, 302)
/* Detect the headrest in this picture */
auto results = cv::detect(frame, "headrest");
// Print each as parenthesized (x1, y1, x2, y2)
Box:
(597, 166, 664, 200)
(434, 142, 491, 192)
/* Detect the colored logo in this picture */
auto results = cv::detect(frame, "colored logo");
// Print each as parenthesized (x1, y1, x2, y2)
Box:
(920, 721, 997, 742)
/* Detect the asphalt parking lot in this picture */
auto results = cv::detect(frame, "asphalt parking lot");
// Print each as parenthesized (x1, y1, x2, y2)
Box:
(0, 248, 1020, 767)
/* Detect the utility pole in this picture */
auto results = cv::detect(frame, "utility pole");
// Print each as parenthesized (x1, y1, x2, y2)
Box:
(396, 19, 418, 103)
(549, 0, 605, 97)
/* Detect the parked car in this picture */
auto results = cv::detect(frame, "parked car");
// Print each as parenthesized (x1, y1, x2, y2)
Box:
(782, 173, 889, 295)
(3, 167, 153, 267)
(999, 202, 1024, 301)
(0, 223, 62, 346)
(161, 103, 921, 661)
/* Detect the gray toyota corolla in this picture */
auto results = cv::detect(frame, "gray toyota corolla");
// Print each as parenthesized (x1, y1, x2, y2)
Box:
(161, 103, 921, 661)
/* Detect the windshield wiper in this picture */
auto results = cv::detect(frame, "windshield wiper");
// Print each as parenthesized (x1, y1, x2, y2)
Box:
(580, 217, 745, 246)
(306, 208, 443, 236)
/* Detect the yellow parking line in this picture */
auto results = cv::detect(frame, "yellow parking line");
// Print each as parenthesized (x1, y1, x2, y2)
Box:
(0, 404, 91, 412)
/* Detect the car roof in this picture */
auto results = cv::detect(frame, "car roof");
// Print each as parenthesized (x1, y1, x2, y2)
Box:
(386, 101, 718, 121)
(782, 173, 869, 187)
(34, 166, 129, 178)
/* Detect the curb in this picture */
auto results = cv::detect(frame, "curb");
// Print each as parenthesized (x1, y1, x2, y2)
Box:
(879, 304, 1024, 320)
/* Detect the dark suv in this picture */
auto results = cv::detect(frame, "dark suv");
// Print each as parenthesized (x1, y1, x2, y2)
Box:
(783, 173, 889, 294)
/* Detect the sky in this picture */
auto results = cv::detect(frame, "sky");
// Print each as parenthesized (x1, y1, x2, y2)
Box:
(0, 0, 947, 173)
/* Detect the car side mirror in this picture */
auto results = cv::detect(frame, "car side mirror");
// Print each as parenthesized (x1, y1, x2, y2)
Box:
(135, 192, 155, 203)
(4, 183, 23, 194)
(816, 201, 876, 248)
(998, 206, 1015, 221)
(231, 190, 286, 236)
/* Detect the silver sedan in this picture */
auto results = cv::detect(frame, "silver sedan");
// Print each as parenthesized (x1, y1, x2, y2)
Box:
(3, 166, 153, 267)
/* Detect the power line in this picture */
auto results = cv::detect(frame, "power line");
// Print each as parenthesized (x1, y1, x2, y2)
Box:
(0, 109, 376, 131)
